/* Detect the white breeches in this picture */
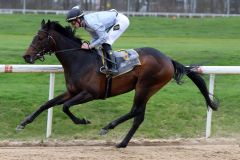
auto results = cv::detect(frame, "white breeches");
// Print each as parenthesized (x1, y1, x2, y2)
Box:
(106, 13, 130, 45)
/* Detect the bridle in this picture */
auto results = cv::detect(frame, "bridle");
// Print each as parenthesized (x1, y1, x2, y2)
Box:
(29, 29, 115, 64)
(30, 29, 57, 61)
(30, 29, 85, 62)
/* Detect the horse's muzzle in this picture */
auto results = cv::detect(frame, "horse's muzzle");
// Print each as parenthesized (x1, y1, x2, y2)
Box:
(23, 55, 34, 64)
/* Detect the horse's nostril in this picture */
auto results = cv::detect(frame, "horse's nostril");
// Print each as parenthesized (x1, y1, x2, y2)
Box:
(23, 55, 33, 63)
(23, 55, 30, 60)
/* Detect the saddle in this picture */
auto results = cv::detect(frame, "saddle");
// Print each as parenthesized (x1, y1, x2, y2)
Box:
(99, 49, 141, 77)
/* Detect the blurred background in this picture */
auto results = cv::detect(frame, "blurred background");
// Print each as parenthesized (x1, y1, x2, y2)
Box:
(0, 0, 240, 15)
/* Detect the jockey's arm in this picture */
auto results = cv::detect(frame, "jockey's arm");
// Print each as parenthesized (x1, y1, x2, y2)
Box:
(88, 24, 108, 49)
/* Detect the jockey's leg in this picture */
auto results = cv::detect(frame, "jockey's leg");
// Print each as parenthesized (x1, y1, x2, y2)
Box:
(102, 13, 129, 75)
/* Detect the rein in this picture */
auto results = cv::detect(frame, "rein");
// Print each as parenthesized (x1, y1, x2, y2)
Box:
(33, 29, 116, 64)
(55, 48, 82, 53)
(55, 47, 116, 64)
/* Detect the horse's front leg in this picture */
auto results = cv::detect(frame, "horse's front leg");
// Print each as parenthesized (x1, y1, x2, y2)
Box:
(16, 92, 70, 131)
(62, 90, 94, 124)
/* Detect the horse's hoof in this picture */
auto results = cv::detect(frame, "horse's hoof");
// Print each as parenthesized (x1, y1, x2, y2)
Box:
(115, 143, 127, 148)
(16, 125, 24, 131)
(83, 118, 91, 124)
(99, 129, 108, 135)
(74, 118, 91, 125)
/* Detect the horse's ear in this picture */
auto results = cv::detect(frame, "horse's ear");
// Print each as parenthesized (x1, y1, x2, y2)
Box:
(47, 20, 51, 28)
(41, 19, 45, 27)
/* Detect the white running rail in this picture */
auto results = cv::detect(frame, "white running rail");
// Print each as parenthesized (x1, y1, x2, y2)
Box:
(1, 65, 240, 138)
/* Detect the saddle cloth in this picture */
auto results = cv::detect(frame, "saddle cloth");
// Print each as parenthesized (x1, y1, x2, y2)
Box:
(100, 49, 141, 77)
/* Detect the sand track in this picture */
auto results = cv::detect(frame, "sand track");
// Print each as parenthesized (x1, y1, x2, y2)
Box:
(0, 138, 240, 160)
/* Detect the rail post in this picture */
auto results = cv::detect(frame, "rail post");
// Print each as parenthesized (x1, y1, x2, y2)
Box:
(46, 73, 55, 138)
(205, 74, 215, 138)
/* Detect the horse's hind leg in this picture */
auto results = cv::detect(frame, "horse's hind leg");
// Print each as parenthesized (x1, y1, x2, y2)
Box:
(62, 90, 93, 124)
(115, 88, 149, 148)
(100, 87, 150, 147)
(116, 75, 172, 147)
(16, 92, 70, 131)
(100, 102, 143, 135)
(117, 104, 146, 148)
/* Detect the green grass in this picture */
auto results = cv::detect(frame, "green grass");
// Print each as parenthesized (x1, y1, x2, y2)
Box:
(0, 14, 240, 141)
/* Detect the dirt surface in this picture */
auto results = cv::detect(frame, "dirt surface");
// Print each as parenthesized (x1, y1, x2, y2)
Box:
(0, 138, 240, 160)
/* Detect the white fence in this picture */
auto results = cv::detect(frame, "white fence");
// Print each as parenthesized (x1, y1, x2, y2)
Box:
(195, 66, 240, 138)
(0, 64, 63, 138)
(1, 64, 240, 138)
(0, 8, 240, 18)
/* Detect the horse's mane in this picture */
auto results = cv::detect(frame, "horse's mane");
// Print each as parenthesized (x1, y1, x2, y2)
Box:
(44, 20, 83, 44)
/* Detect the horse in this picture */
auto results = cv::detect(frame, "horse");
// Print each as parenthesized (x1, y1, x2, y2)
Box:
(19, 19, 218, 148)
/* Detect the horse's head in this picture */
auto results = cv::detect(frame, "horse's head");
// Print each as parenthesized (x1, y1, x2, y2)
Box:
(23, 19, 56, 64)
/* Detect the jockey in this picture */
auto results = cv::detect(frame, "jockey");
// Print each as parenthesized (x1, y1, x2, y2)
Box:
(66, 5, 130, 75)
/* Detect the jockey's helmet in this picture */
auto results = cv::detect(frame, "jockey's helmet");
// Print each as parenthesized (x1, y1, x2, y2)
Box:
(66, 6, 84, 22)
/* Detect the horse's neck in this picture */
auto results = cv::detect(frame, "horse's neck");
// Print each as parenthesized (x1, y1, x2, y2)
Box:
(53, 36, 96, 70)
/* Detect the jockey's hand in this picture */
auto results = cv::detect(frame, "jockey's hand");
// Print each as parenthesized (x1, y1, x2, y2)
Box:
(81, 42, 90, 49)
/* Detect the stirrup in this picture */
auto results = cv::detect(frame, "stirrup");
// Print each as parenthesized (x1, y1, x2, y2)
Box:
(100, 66, 108, 74)
(100, 66, 118, 75)
(108, 68, 118, 75)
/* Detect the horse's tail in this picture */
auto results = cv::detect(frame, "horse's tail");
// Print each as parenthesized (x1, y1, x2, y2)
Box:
(171, 60, 219, 111)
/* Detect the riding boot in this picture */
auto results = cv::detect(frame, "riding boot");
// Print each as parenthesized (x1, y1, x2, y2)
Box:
(108, 51, 119, 75)
(102, 43, 118, 75)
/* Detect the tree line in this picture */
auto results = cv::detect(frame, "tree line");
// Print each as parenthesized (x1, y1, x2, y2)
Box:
(0, 0, 239, 14)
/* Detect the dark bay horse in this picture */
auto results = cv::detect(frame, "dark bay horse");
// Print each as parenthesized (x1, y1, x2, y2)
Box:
(20, 20, 218, 148)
